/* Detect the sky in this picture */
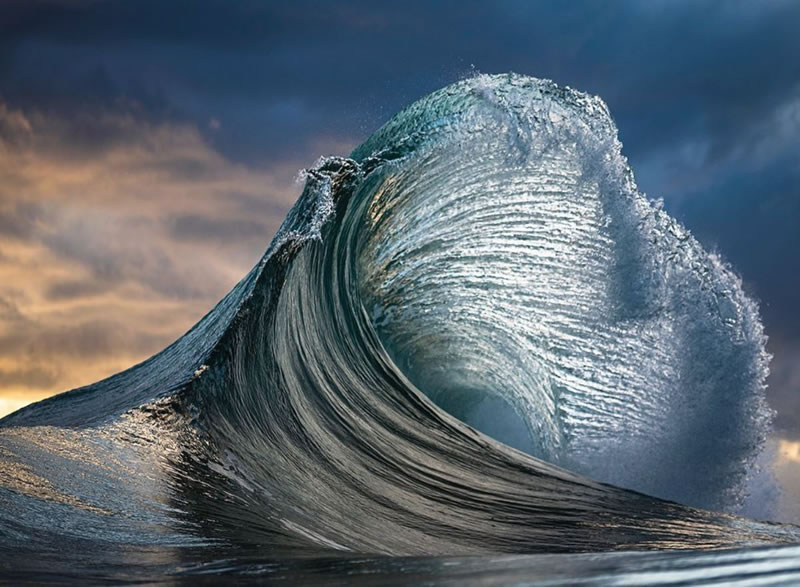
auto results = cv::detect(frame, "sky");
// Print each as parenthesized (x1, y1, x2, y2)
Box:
(0, 0, 799, 518)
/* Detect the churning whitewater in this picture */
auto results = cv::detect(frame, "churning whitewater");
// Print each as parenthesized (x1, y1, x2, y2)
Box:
(1, 73, 797, 583)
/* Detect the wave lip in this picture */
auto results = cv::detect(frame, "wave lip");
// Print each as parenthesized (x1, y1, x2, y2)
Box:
(0, 74, 792, 581)
(352, 74, 772, 512)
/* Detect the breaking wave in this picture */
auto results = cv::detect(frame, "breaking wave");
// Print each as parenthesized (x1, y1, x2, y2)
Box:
(1, 74, 796, 583)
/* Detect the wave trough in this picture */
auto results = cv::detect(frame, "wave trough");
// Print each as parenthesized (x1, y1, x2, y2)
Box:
(0, 73, 795, 584)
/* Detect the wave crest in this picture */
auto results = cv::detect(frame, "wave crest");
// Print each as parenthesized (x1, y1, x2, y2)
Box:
(0, 75, 787, 576)
(351, 74, 771, 511)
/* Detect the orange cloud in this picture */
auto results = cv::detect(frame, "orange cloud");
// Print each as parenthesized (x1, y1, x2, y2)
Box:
(777, 439, 800, 465)
(0, 100, 353, 418)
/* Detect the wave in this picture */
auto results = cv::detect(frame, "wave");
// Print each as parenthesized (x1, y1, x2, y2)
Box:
(0, 73, 797, 583)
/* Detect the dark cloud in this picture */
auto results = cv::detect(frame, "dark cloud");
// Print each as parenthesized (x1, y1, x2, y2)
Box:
(40, 227, 216, 301)
(0, 202, 45, 241)
(0, 366, 59, 389)
(44, 278, 113, 302)
(0, 296, 28, 326)
(766, 342, 800, 440)
(674, 160, 800, 329)
(167, 213, 271, 244)
(2, 1, 798, 168)
(0, 319, 172, 361)
(226, 191, 292, 219)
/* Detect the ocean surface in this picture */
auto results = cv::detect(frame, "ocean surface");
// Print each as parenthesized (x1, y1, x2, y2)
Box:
(2, 74, 798, 584)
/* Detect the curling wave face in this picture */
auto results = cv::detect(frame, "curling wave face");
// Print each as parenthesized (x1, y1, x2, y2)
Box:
(0, 74, 795, 583)
(353, 76, 771, 511)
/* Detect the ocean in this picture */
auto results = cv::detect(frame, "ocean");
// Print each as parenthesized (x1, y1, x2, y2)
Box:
(1, 74, 797, 585)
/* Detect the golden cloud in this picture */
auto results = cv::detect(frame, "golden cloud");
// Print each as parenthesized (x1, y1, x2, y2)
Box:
(0, 101, 352, 418)
(777, 439, 800, 465)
